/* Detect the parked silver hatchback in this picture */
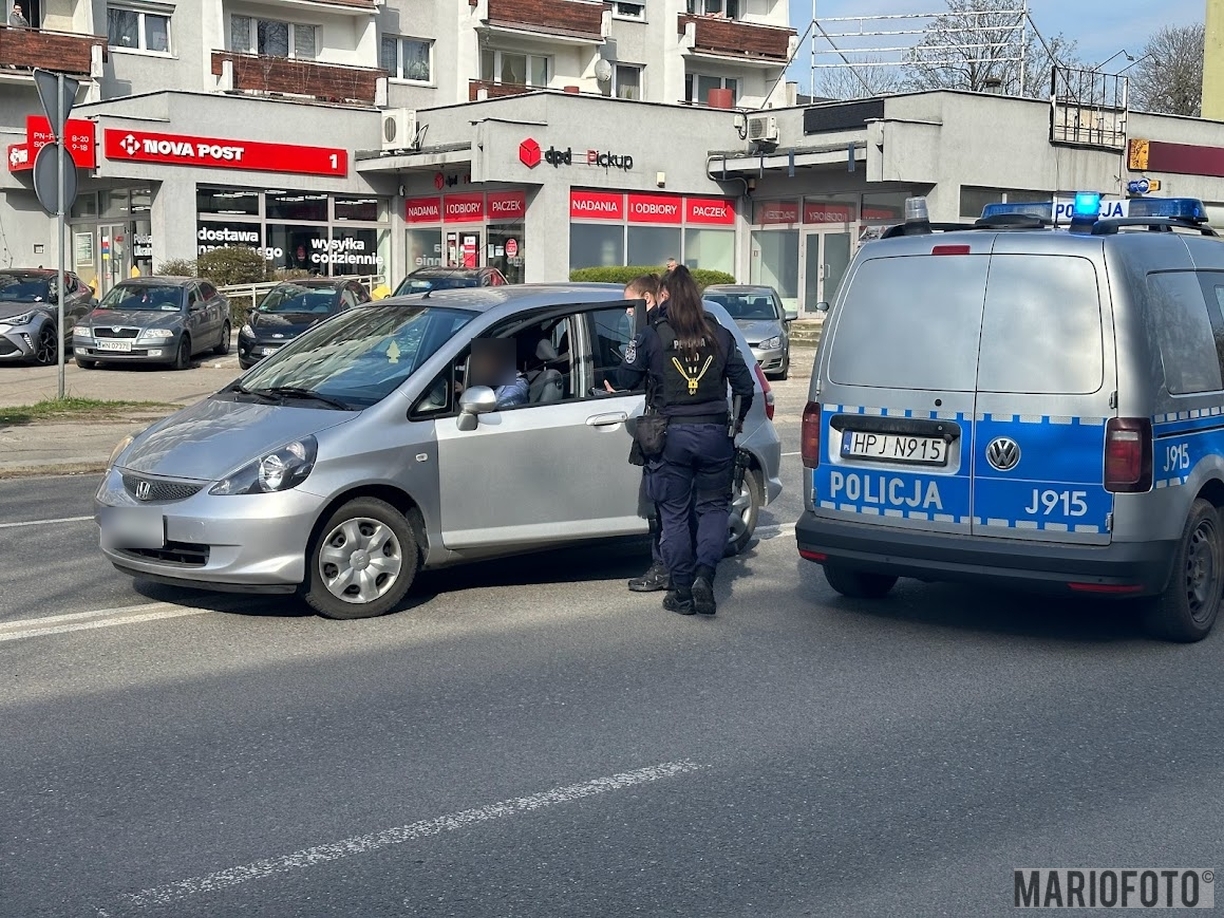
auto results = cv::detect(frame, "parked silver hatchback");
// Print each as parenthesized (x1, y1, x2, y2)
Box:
(96, 284, 782, 618)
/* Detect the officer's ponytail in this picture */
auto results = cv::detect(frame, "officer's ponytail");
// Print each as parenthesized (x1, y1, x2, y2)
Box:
(660, 265, 717, 359)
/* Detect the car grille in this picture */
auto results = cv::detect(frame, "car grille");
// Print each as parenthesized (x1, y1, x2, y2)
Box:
(94, 327, 140, 339)
(122, 475, 204, 503)
(117, 542, 210, 567)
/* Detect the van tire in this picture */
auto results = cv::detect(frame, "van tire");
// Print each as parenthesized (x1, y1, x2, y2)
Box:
(303, 497, 418, 620)
(1142, 498, 1222, 642)
(824, 564, 897, 599)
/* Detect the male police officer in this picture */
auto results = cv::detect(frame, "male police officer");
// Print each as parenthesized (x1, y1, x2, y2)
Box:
(617, 266, 753, 615)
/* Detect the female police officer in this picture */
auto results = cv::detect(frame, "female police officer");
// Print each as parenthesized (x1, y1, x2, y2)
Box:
(616, 266, 753, 616)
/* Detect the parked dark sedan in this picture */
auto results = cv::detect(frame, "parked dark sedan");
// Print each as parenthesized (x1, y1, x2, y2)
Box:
(393, 266, 507, 296)
(73, 277, 231, 370)
(238, 278, 371, 370)
(0, 269, 95, 365)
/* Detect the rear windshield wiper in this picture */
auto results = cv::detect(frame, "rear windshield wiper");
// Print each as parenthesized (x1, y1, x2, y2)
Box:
(253, 386, 352, 411)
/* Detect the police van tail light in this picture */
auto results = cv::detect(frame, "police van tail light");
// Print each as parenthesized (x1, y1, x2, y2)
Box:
(753, 362, 775, 421)
(1104, 417, 1152, 493)
(801, 402, 822, 468)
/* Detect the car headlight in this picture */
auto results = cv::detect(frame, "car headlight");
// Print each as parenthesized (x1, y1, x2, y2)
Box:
(209, 436, 318, 495)
(6, 311, 36, 327)
(142, 328, 174, 339)
(73, 326, 92, 338)
(240, 324, 254, 338)
(760, 336, 783, 350)
(107, 435, 134, 470)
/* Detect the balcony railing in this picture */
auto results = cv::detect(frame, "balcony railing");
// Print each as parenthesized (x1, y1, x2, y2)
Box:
(677, 14, 794, 62)
(485, 0, 609, 40)
(468, 79, 538, 102)
(211, 52, 383, 106)
(0, 25, 106, 75)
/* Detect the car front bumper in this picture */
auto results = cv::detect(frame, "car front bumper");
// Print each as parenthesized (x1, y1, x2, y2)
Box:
(750, 344, 787, 373)
(237, 337, 287, 366)
(74, 333, 179, 362)
(95, 466, 326, 591)
(795, 510, 1179, 596)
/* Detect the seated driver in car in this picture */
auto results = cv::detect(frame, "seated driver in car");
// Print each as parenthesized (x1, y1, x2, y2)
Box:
(468, 337, 529, 409)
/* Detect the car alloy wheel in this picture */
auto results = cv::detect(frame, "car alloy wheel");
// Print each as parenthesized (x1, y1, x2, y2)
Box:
(33, 323, 57, 366)
(213, 321, 231, 356)
(726, 467, 762, 556)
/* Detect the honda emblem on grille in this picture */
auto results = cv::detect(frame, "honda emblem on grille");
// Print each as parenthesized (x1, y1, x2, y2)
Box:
(986, 437, 1021, 472)
(134, 480, 152, 501)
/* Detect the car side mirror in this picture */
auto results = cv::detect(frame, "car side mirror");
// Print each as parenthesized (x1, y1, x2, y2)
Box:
(783, 308, 799, 322)
(456, 386, 498, 431)
(815, 301, 830, 314)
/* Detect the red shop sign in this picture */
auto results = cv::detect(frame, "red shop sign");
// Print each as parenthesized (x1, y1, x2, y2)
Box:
(103, 128, 347, 177)
(627, 193, 682, 224)
(685, 196, 735, 225)
(7, 143, 32, 173)
(803, 202, 854, 224)
(443, 193, 485, 223)
(28, 116, 96, 169)
(405, 196, 442, 223)
(756, 201, 799, 225)
(487, 190, 526, 221)
(570, 190, 624, 220)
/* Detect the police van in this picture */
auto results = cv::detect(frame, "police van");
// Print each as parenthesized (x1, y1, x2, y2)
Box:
(796, 194, 1224, 641)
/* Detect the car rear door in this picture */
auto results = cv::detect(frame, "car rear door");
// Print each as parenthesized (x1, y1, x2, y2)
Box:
(969, 242, 1116, 544)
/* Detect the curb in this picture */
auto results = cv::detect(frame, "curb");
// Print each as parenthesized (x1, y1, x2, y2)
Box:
(0, 461, 108, 480)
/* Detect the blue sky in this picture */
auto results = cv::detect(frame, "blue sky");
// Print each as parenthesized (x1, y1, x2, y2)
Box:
(790, 0, 1205, 83)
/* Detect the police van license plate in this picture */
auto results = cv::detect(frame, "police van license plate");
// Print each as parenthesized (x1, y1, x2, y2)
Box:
(841, 430, 948, 465)
(100, 506, 165, 549)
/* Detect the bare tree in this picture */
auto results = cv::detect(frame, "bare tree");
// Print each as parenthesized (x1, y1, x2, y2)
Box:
(1128, 23, 1204, 116)
(900, 0, 1079, 98)
(816, 56, 905, 101)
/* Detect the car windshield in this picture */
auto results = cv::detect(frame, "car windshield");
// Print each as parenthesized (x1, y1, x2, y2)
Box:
(239, 305, 475, 409)
(394, 275, 479, 295)
(0, 275, 51, 302)
(258, 286, 339, 315)
(704, 293, 778, 320)
(99, 285, 183, 312)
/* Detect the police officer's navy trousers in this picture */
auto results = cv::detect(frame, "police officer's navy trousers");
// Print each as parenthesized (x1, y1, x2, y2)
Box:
(648, 422, 735, 592)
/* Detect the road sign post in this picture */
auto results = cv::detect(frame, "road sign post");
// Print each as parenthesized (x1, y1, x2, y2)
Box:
(32, 69, 80, 399)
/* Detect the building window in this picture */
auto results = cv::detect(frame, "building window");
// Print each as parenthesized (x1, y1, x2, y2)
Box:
(231, 15, 317, 60)
(614, 64, 642, 100)
(687, 0, 739, 17)
(686, 73, 739, 105)
(612, 1, 645, 19)
(958, 186, 1051, 219)
(481, 50, 550, 88)
(106, 6, 171, 54)
(380, 35, 433, 83)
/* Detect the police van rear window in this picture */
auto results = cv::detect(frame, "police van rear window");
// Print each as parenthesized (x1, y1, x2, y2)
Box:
(829, 254, 988, 392)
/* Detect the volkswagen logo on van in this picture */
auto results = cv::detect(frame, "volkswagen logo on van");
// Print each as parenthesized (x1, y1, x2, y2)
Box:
(986, 437, 1021, 472)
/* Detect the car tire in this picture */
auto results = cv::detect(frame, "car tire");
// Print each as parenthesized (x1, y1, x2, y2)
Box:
(304, 497, 419, 620)
(172, 336, 192, 370)
(32, 322, 57, 366)
(213, 321, 231, 356)
(75, 356, 97, 369)
(1142, 498, 1222, 642)
(725, 466, 763, 557)
(824, 564, 898, 599)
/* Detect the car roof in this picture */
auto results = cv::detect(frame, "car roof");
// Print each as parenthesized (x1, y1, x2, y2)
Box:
(379, 283, 627, 313)
(0, 268, 56, 278)
(703, 285, 776, 294)
(116, 276, 196, 286)
(272, 278, 349, 289)
(407, 266, 496, 277)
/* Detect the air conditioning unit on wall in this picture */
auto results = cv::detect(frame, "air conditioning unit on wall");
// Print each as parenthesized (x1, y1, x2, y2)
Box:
(746, 114, 779, 144)
(382, 108, 418, 151)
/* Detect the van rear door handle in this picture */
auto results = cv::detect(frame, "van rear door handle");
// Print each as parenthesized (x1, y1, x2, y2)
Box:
(586, 412, 628, 427)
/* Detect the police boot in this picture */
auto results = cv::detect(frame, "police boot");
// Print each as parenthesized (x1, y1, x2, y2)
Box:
(662, 589, 695, 615)
(629, 560, 670, 593)
(692, 565, 717, 616)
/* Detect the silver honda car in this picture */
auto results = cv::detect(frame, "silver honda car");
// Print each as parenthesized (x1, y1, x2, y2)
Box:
(95, 285, 783, 619)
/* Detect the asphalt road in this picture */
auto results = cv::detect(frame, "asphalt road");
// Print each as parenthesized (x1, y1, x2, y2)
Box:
(3, 366, 1222, 918)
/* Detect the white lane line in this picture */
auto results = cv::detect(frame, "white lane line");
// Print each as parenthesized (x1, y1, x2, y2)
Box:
(117, 760, 705, 910)
(0, 603, 210, 643)
(781, 451, 800, 457)
(0, 514, 93, 530)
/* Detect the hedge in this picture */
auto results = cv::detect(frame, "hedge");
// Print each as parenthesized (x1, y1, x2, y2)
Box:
(569, 266, 736, 291)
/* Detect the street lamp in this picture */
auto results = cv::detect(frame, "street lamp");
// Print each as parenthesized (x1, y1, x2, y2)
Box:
(1091, 49, 1135, 72)
(1117, 52, 1154, 75)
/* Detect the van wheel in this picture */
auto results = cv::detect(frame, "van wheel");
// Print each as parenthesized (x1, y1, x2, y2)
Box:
(726, 468, 762, 556)
(825, 563, 897, 599)
(1143, 498, 1222, 642)
(304, 497, 418, 620)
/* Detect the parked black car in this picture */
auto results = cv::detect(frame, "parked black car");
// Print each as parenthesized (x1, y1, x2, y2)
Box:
(73, 277, 231, 370)
(393, 266, 507, 296)
(237, 278, 371, 370)
(0, 269, 95, 365)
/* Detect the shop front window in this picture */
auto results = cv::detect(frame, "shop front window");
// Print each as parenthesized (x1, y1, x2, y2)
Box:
(862, 191, 913, 225)
(570, 224, 624, 271)
(749, 230, 799, 299)
(267, 191, 328, 222)
(627, 226, 681, 269)
(198, 186, 259, 216)
(71, 193, 99, 220)
(406, 229, 444, 272)
(268, 224, 328, 273)
(684, 228, 734, 275)
(487, 224, 525, 285)
(197, 221, 262, 257)
(100, 190, 131, 220)
(335, 195, 385, 222)
(327, 227, 389, 277)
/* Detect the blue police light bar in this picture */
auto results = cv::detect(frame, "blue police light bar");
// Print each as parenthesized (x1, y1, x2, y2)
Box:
(1072, 192, 1102, 217)
(980, 201, 1053, 221)
(1126, 197, 1209, 222)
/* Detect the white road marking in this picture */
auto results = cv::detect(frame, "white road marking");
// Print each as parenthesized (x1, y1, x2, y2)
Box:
(118, 760, 705, 910)
(781, 450, 800, 457)
(0, 602, 210, 643)
(0, 514, 92, 530)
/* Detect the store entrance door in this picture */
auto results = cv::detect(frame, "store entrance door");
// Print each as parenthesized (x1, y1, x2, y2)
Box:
(98, 224, 128, 295)
(800, 229, 852, 313)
